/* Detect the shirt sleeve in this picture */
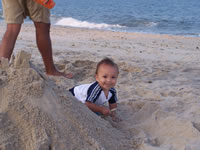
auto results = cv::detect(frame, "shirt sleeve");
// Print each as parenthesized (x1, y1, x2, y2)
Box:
(108, 88, 118, 104)
(86, 81, 102, 103)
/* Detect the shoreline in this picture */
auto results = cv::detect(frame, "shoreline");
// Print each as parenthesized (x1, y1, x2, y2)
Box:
(1, 20, 200, 38)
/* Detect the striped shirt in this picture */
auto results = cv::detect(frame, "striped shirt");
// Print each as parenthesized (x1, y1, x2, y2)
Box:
(69, 81, 118, 106)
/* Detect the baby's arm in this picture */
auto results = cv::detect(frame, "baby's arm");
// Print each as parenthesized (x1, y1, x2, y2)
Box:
(85, 101, 111, 116)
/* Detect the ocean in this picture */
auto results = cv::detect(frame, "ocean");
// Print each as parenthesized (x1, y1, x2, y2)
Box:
(0, 0, 200, 36)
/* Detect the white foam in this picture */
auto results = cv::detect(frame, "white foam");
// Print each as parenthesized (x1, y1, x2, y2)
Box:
(148, 22, 158, 27)
(55, 17, 123, 29)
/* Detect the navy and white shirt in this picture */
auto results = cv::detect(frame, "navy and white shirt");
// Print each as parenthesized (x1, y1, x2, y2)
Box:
(69, 81, 118, 106)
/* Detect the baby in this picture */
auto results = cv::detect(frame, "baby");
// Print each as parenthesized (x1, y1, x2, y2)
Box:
(69, 57, 121, 122)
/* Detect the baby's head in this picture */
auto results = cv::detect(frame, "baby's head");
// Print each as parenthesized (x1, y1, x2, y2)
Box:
(95, 57, 119, 75)
(95, 58, 119, 91)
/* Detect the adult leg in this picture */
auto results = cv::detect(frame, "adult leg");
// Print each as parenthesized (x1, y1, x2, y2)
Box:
(34, 22, 73, 78)
(0, 24, 21, 59)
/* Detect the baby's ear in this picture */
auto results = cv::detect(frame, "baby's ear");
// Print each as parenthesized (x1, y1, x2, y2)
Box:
(95, 74, 98, 80)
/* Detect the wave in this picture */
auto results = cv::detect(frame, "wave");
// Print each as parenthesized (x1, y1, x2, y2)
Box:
(55, 17, 124, 29)
(118, 17, 158, 28)
(53, 17, 199, 37)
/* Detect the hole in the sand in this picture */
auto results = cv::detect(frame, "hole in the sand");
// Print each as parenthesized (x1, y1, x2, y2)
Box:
(192, 122, 200, 133)
(145, 138, 160, 147)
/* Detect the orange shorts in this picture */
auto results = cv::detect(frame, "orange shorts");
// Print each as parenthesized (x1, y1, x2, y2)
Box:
(2, 0, 50, 24)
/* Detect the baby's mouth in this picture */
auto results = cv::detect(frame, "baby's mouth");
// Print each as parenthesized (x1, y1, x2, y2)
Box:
(105, 84, 112, 87)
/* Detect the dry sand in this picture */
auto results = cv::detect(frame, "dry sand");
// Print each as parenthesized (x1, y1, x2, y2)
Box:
(0, 22, 200, 150)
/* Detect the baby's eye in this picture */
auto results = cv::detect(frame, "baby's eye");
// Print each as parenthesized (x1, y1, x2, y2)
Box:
(112, 76, 116, 79)
(103, 75, 107, 78)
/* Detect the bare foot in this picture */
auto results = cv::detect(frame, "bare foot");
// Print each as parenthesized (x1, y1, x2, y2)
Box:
(47, 70, 73, 79)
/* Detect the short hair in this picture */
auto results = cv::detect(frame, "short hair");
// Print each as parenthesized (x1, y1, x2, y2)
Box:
(95, 57, 119, 74)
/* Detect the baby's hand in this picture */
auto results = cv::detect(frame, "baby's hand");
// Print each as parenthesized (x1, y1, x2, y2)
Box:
(101, 107, 111, 116)
(110, 109, 122, 122)
(111, 115, 122, 122)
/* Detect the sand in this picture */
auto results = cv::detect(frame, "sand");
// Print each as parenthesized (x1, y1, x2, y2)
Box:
(0, 22, 200, 150)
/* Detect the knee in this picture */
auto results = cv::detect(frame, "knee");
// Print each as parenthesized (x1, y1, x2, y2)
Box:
(35, 22, 50, 33)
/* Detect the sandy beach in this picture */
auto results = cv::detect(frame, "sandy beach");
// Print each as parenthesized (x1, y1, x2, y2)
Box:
(1, 22, 200, 149)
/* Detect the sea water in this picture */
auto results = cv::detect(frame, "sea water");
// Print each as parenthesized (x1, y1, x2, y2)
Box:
(0, 0, 200, 36)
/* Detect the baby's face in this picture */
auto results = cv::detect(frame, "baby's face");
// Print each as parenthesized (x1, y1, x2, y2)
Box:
(95, 64, 118, 92)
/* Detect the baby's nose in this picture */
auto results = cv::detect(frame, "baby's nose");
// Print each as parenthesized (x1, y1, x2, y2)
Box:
(107, 78, 112, 82)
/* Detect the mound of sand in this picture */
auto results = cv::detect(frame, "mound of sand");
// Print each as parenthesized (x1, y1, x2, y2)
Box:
(0, 51, 136, 150)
